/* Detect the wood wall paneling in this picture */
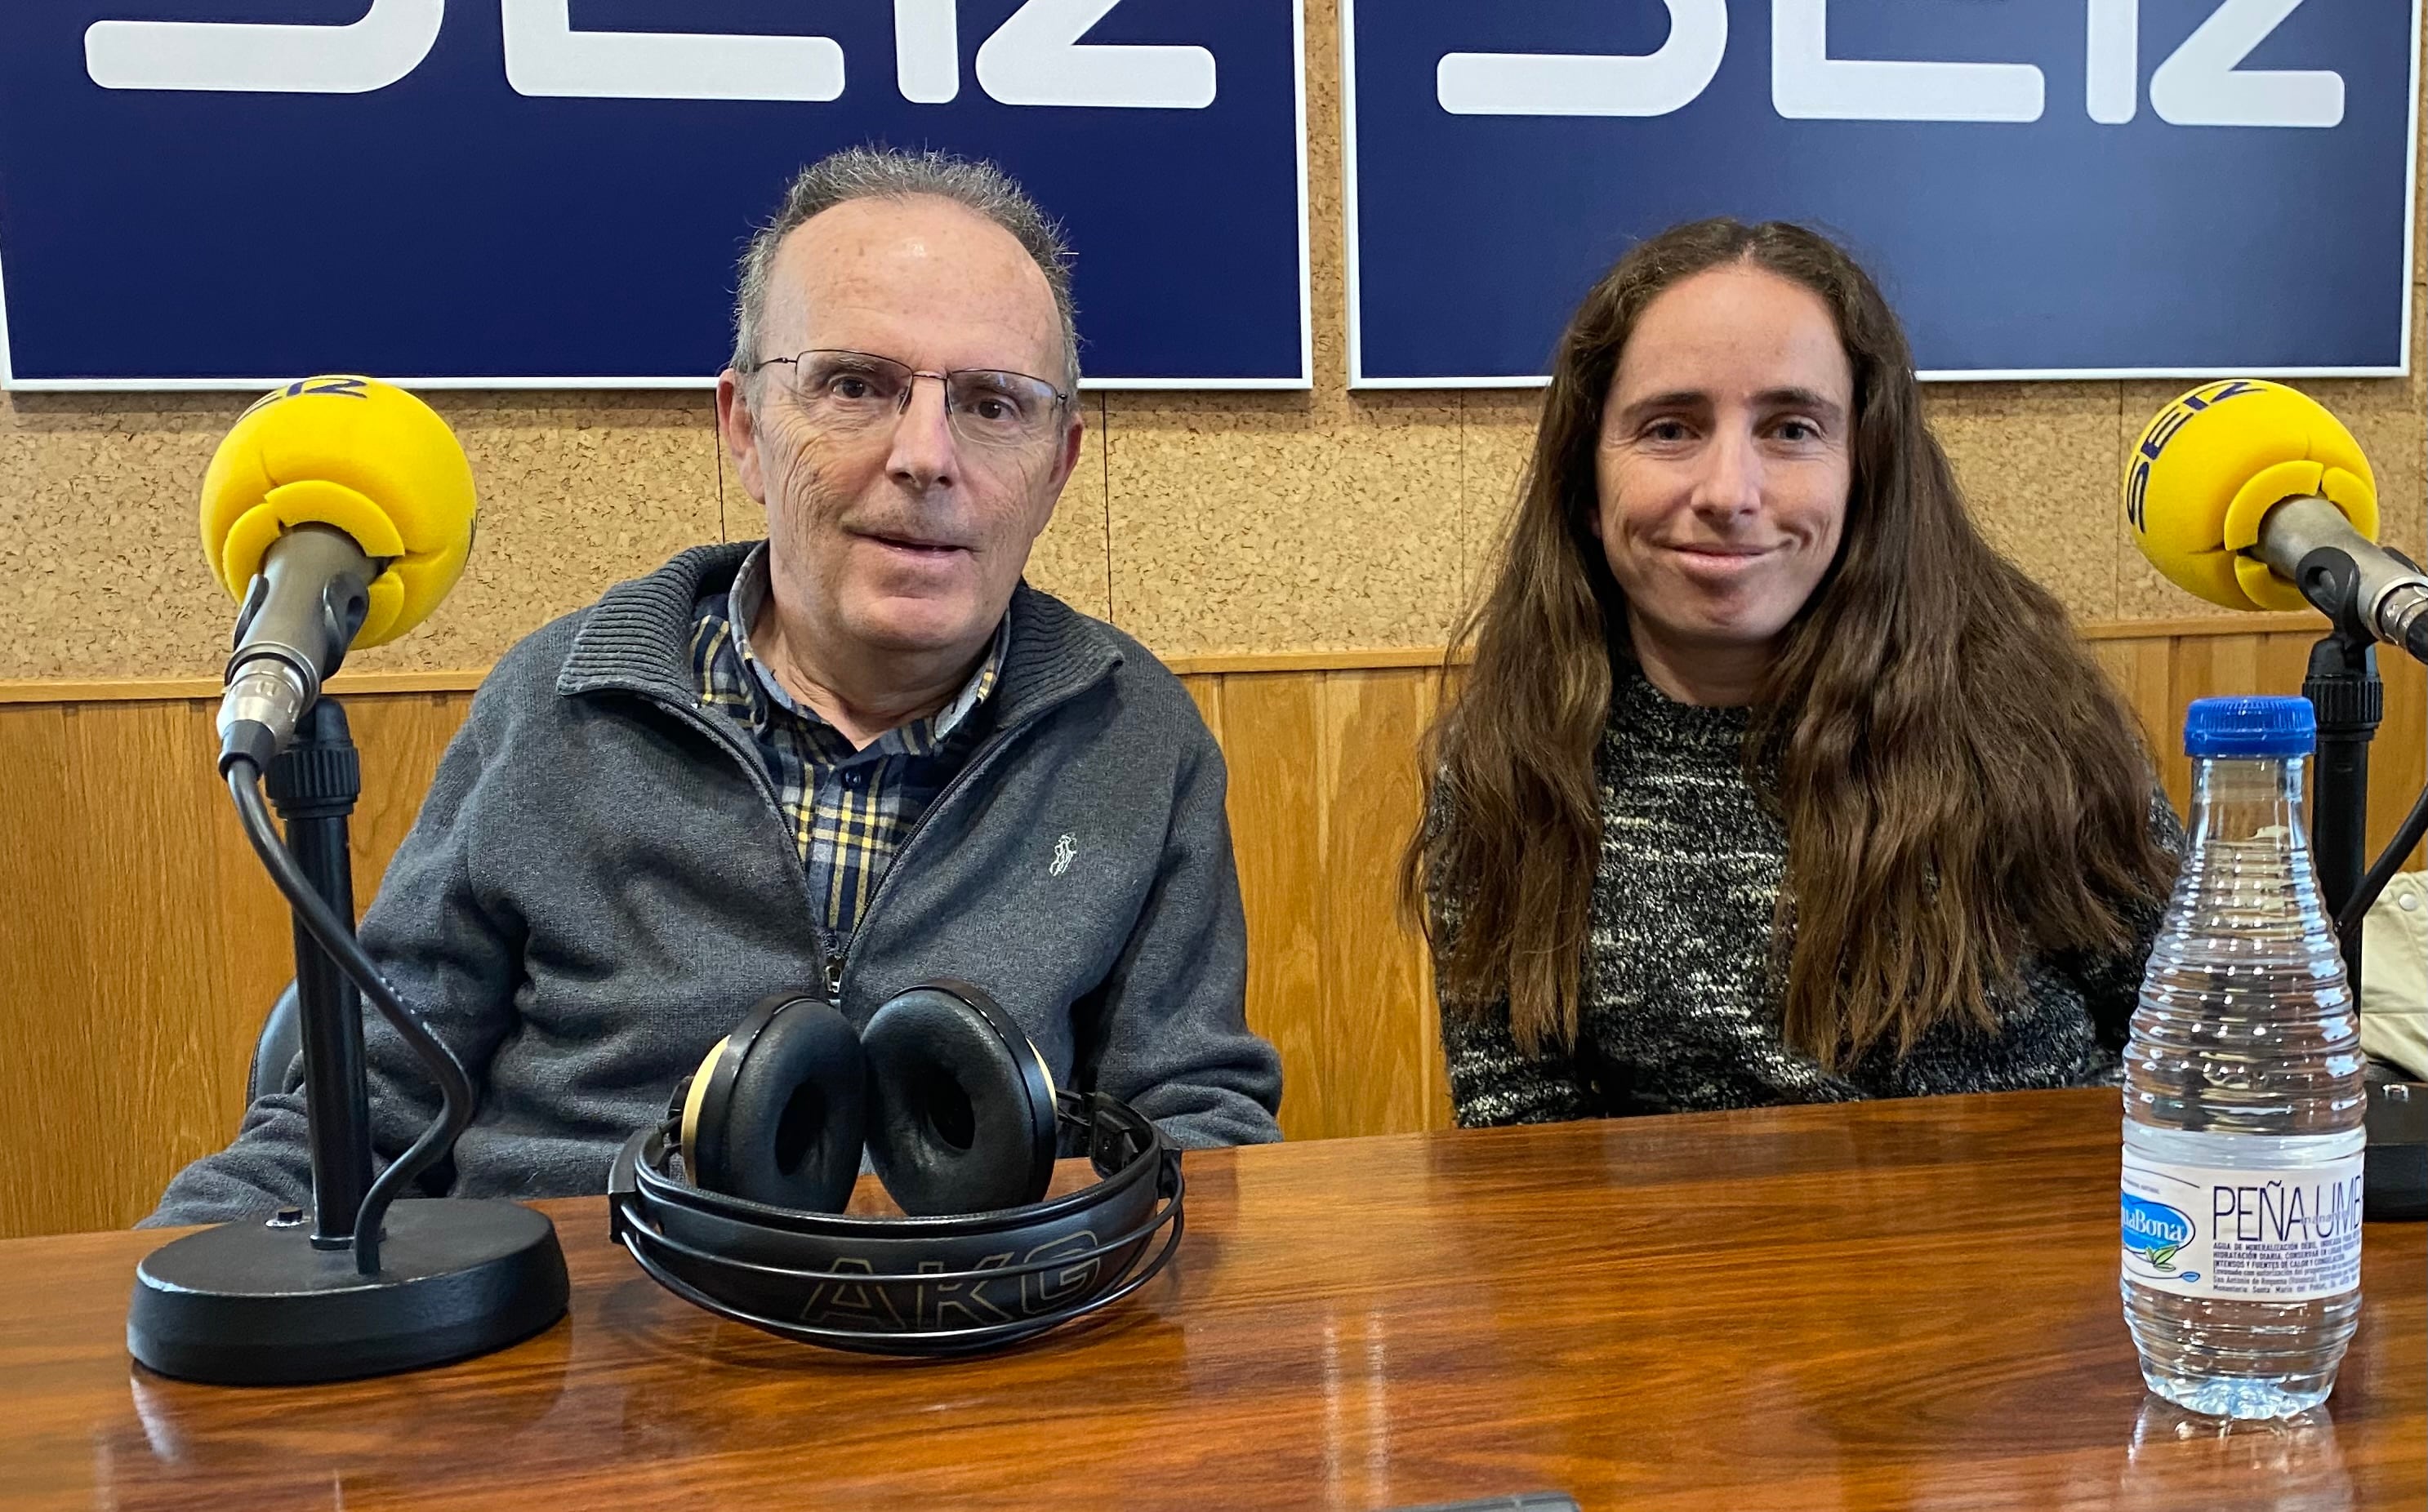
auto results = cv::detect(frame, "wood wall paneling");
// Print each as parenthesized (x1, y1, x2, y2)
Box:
(341, 693, 475, 905)
(1200, 670, 1329, 1141)
(0, 700, 274, 1237)
(1315, 668, 1450, 1137)
(1200, 665, 1454, 1143)
(3, 625, 2422, 1237)
(0, 703, 87, 1237)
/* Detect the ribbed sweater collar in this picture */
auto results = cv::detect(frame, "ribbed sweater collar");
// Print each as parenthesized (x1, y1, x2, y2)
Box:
(1610, 657, 1753, 762)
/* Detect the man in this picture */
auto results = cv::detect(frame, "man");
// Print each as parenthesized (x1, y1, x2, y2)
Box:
(149, 147, 1282, 1225)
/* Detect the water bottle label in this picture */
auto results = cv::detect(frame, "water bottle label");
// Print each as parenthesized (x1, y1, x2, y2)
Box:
(2120, 1150, 2365, 1301)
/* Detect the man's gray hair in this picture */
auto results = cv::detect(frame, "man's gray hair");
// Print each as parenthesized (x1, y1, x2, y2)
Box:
(730, 146, 1080, 395)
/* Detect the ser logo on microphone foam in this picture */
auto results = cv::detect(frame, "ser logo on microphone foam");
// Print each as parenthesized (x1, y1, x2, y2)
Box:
(2124, 379, 2261, 535)
(236, 376, 372, 420)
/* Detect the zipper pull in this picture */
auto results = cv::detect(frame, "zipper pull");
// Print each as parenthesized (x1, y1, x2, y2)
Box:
(823, 952, 845, 1005)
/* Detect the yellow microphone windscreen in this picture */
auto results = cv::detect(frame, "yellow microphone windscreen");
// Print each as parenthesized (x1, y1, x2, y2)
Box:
(199, 376, 478, 650)
(2124, 379, 2377, 615)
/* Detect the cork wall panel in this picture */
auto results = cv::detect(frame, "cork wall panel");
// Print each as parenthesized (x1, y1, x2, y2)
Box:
(0, 393, 237, 683)
(714, 434, 768, 546)
(0, 390, 733, 681)
(1459, 391, 1543, 614)
(1103, 389, 1461, 654)
(389, 394, 724, 672)
(1925, 382, 2127, 623)
(1028, 394, 1113, 621)
(1096, 0, 1463, 658)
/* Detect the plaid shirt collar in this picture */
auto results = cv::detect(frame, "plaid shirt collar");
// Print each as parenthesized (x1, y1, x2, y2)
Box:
(719, 541, 1006, 754)
(690, 543, 1009, 939)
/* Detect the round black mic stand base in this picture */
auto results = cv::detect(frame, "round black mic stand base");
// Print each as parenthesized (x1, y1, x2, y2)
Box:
(127, 1198, 568, 1385)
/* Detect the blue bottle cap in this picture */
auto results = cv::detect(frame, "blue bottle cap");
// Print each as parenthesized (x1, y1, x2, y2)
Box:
(2183, 695, 2316, 758)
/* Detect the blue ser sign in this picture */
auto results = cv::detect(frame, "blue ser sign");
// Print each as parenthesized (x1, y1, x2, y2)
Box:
(1343, 1, 2421, 385)
(0, 2, 1310, 389)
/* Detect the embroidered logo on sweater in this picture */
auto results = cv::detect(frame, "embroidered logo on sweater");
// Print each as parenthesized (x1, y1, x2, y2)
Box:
(1050, 834, 1078, 877)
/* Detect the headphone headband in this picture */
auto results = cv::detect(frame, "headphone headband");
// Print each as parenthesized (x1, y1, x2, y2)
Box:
(610, 1092, 1183, 1357)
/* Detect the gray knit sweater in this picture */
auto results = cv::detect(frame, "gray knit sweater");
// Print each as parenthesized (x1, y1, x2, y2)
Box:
(1441, 665, 2179, 1126)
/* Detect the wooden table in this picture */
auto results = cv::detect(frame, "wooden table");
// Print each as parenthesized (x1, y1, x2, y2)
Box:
(2, 1089, 2419, 1510)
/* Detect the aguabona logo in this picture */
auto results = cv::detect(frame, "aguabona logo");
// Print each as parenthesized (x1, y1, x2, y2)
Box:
(2122, 1192, 2196, 1273)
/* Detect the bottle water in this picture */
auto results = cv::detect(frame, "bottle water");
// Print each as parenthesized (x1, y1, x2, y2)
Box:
(2123, 696, 2368, 1419)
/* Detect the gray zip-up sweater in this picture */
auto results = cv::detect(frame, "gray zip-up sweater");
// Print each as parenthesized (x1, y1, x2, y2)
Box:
(149, 544, 1282, 1225)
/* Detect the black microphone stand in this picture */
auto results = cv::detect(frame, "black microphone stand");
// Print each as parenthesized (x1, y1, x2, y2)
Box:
(270, 699, 373, 1247)
(2301, 618, 2428, 1221)
(2305, 628, 2379, 986)
(127, 694, 568, 1385)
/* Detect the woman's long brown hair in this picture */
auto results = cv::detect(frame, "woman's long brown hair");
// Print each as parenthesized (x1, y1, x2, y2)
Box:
(1405, 219, 2176, 1069)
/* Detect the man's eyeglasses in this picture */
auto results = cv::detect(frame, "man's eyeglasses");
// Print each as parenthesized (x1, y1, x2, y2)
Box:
(747, 349, 1071, 451)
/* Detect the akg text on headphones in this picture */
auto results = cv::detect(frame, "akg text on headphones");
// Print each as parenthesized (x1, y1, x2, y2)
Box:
(608, 980, 1185, 1357)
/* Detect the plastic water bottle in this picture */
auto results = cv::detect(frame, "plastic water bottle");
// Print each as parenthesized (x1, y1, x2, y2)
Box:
(2122, 696, 2368, 1419)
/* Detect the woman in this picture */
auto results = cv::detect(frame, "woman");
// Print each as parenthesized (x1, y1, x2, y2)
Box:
(1406, 219, 2181, 1126)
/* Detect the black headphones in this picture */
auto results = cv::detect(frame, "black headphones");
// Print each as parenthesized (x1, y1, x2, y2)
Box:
(608, 981, 1184, 1356)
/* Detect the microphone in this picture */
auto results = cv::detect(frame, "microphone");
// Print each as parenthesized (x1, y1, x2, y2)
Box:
(2126, 379, 2428, 663)
(202, 376, 477, 772)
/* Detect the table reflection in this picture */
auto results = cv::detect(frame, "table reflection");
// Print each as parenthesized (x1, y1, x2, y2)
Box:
(2115, 1396, 2353, 1512)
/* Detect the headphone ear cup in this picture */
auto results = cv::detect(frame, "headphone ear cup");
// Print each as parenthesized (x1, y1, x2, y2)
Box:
(862, 982, 1058, 1216)
(691, 994, 868, 1213)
